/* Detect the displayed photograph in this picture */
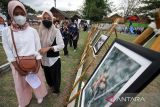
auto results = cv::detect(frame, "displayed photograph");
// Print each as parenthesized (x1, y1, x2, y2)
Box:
(91, 29, 100, 45)
(81, 39, 160, 107)
(93, 34, 109, 55)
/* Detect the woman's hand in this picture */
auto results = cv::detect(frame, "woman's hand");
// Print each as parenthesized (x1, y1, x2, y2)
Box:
(39, 47, 51, 55)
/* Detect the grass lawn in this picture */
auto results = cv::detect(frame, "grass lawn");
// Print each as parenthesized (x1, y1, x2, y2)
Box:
(125, 22, 148, 28)
(0, 31, 88, 107)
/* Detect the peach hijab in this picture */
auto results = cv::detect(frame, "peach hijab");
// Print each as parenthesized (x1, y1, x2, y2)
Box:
(8, 0, 29, 31)
(39, 10, 57, 48)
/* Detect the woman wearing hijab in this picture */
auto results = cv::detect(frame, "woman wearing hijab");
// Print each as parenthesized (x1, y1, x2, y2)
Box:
(2, 1, 47, 107)
(39, 10, 64, 94)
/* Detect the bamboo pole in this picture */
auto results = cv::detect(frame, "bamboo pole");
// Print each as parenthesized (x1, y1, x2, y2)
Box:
(134, 9, 160, 52)
(107, 18, 120, 36)
(151, 9, 160, 52)
(133, 27, 153, 45)
(150, 35, 160, 52)
(67, 90, 81, 104)
(72, 57, 96, 90)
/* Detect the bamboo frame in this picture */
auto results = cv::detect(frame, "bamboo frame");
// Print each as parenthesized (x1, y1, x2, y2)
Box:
(67, 18, 121, 104)
(78, 27, 96, 66)
(134, 9, 160, 52)
(149, 9, 160, 52)
(115, 28, 118, 38)
(72, 56, 96, 90)
(133, 27, 153, 45)
(68, 10, 160, 103)
(107, 18, 120, 36)
(67, 90, 81, 104)
(150, 35, 160, 52)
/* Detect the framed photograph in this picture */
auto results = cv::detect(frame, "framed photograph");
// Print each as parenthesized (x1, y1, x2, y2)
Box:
(91, 29, 100, 45)
(93, 34, 109, 55)
(80, 39, 160, 107)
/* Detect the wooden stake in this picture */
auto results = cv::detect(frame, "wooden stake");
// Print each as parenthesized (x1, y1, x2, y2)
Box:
(151, 35, 160, 52)
(67, 90, 81, 104)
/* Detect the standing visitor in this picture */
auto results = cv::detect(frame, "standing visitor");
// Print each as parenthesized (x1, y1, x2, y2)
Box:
(2, 1, 47, 107)
(0, 16, 7, 36)
(68, 19, 79, 52)
(38, 10, 64, 94)
(83, 21, 88, 31)
(60, 21, 69, 56)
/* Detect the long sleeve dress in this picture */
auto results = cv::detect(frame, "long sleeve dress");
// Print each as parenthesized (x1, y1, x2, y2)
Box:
(2, 26, 47, 107)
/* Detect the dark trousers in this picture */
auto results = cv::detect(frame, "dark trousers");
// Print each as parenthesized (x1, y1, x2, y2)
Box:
(43, 59, 61, 93)
(73, 35, 79, 49)
(69, 34, 73, 47)
(63, 38, 69, 55)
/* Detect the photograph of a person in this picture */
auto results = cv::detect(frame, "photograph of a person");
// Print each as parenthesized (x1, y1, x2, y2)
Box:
(93, 34, 109, 54)
(81, 39, 158, 107)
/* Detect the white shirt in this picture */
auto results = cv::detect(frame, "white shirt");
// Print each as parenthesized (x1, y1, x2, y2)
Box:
(41, 29, 64, 67)
(2, 26, 42, 63)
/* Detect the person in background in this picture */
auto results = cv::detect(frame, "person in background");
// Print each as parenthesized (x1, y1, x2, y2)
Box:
(83, 21, 88, 31)
(0, 16, 6, 27)
(0, 16, 7, 37)
(2, 1, 47, 107)
(68, 20, 73, 47)
(54, 19, 60, 29)
(68, 19, 79, 52)
(39, 10, 64, 94)
(60, 21, 69, 56)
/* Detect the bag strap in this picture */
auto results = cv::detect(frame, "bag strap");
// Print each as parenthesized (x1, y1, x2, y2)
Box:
(10, 27, 20, 61)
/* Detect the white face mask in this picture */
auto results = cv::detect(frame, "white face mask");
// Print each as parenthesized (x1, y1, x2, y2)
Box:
(13, 15, 26, 26)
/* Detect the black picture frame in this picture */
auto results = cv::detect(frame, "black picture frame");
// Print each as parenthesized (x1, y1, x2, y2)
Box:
(92, 34, 109, 55)
(80, 39, 160, 107)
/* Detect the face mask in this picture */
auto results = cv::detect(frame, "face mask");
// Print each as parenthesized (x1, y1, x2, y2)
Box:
(13, 15, 26, 26)
(42, 20, 52, 29)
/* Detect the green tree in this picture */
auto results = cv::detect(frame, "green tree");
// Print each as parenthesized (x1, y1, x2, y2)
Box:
(25, 5, 36, 14)
(0, 0, 10, 16)
(83, 0, 111, 21)
(139, 0, 160, 15)
(0, 0, 36, 16)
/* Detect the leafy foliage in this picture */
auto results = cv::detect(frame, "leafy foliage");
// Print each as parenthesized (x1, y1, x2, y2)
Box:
(0, 0, 9, 15)
(82, 0, 111, 21)
(0, 0, 36, 16)
(138, 0, 160, 15)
